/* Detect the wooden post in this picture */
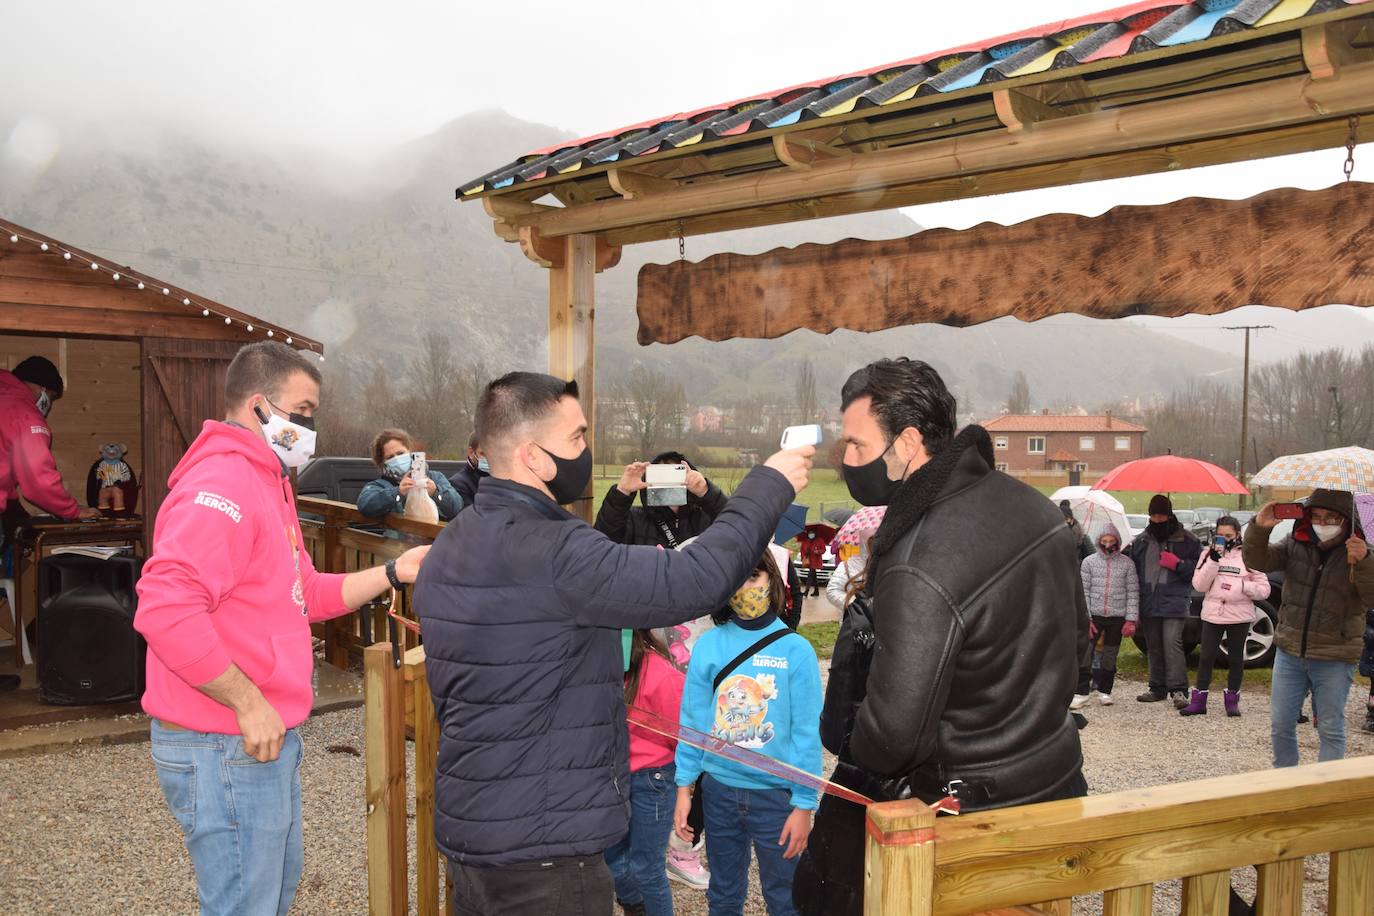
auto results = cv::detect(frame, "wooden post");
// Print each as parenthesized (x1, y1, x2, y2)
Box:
(1254, 859, 1303, 914)
(412, 657, 442, 916)
(365, 643, 408, 916)
(548, 233, 598, 522)
(1180, 871, 1230, 915)
(1328, 847, 1373, 915)
(864, 799, 936, 916)
(323, 518, 350, 668)
(1102, 884, 1153, 915)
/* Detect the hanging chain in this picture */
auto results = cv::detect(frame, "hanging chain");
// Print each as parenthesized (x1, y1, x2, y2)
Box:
(1344, 115, 1359, 182)
(676, 219, 686, 261)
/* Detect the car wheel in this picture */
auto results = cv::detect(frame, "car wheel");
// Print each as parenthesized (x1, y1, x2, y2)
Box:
(1217, 602, 1278, 670)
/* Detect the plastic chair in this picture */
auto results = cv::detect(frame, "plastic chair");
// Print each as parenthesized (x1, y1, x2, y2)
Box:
(0, 574, 30, 666)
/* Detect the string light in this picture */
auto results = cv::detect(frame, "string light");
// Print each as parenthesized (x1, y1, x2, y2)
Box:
(4, 227, 321, 360)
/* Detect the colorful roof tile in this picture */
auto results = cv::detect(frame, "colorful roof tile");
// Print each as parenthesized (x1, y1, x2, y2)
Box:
(459, 0, 1371, 197)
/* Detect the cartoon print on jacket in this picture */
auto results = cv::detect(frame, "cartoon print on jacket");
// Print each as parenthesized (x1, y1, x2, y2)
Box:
(713, 673, 777, 748)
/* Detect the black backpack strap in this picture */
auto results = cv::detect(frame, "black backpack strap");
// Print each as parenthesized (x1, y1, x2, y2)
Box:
(713, 627, 793, 694)
(653, 515, 679, 549)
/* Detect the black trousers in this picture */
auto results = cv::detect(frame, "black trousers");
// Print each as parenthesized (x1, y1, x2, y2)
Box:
(805, 566, 819, 594)
(1196, 620, 1250, 693)
(449, 855, 613, 916)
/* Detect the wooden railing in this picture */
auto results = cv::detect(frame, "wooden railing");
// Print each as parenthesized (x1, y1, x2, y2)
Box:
(365, 642, 449, 916)
(297, 496, 443, 668)
(863, 756, 1374, 915)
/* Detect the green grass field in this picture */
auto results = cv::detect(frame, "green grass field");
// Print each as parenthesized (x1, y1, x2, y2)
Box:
(593, 465, 1245, 523)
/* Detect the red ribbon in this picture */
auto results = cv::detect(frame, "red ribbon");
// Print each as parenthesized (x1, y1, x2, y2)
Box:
(628, 705, 876, 807)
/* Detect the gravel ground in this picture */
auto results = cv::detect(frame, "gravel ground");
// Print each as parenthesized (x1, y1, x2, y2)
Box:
(1, 666, 1370, 915)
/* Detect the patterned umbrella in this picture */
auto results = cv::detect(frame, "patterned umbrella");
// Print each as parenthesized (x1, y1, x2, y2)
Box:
(1251, 446, 1374, 493)
(1357, 494, 1374, 540)
(833, 505, 886, 547)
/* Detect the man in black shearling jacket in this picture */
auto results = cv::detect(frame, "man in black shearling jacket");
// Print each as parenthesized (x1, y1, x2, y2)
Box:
(796, 358, 1088, 916)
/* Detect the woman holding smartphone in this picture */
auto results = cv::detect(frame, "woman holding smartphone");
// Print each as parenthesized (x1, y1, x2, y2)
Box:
(1182, 516, 1271, 717)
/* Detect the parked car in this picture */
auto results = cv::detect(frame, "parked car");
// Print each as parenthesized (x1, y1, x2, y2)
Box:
(1131, 518, 1292, 668)
(1125, 514, 1149, 539)
(1191, 507, 1228, 527)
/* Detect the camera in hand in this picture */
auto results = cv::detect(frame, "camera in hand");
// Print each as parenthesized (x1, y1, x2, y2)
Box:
(1273, 502, 1305, 520)
(644, 463, 689, 507)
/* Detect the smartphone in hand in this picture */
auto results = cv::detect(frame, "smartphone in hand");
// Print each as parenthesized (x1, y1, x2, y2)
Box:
(1273, 503, 1305, 520)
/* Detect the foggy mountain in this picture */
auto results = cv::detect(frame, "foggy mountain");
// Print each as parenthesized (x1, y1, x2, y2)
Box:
(1, 107, 1327, 414)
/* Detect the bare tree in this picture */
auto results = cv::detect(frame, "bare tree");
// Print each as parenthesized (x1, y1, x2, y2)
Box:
(607, 366, 687, 459)
(796, 358, 818, 426)
(1006, 371, 1031, 414)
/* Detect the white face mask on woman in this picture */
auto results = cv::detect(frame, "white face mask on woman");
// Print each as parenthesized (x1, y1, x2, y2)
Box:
(1312, 523, 1345, 544)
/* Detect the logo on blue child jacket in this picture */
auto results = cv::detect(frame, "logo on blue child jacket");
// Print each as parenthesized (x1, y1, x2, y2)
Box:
(713, 673, 778, 748)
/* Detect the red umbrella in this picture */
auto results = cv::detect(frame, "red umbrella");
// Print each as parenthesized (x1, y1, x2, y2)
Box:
(1091, 455, 1248, 495)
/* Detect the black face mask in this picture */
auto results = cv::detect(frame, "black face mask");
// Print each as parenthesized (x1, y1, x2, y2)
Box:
(842, 442, 902, 507)
(536, 443, 593, 505)
(1101, 543, 1119, 554)
(1146, 519, 1175, 541)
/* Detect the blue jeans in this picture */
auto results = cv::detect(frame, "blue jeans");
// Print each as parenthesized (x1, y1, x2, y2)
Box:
(605, 764, 676, 916)
(701, 774, 799, 916)
(150, 720, 305, 915)
(1270, 649, 1355, 768)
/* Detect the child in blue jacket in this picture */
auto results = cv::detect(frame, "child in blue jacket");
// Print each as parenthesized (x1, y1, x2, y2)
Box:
(673, 549, 822, 916)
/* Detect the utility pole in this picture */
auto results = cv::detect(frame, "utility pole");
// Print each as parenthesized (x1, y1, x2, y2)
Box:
(1223, 325, 1274, 509)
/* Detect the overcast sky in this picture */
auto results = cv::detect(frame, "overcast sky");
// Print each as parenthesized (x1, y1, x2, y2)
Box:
(3, 0, 1368, 258)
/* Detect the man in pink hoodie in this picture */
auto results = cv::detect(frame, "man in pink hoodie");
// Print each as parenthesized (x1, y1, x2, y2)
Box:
(135, 341, 428, 916)
(1, 356, 102, 691)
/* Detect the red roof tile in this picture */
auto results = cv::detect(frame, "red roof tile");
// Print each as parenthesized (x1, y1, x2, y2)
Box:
(983, 414, 1148, 433)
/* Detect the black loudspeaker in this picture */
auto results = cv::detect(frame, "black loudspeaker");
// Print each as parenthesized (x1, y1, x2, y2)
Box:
(37, 554, 145, 705)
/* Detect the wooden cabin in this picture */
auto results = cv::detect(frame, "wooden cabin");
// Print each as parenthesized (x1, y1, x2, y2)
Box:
(1, 217, 321, 535)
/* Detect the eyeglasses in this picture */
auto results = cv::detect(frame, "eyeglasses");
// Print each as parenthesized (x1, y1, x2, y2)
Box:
(1309, 511, 1345, 525)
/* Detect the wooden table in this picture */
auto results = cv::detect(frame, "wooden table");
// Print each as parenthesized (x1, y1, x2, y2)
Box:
(10, 517, 144, 667)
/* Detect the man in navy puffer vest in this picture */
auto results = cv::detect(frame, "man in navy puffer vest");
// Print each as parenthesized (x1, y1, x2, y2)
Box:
(414, 372, 812, 915)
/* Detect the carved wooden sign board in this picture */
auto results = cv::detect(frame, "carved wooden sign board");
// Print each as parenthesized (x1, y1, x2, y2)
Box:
(635, 182, 1374, 345)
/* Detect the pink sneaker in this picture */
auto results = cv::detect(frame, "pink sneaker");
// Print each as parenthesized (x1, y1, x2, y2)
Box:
(666, 845, 710, 890)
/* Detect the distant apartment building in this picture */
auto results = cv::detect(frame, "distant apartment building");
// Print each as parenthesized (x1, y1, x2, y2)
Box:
(982, 411, 1147, 475)
(691, 406, 724, 434)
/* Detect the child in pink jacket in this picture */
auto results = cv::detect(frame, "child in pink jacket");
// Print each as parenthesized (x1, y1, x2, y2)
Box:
(608, 629, 686, 916)
(1183, 516, 1271, 717)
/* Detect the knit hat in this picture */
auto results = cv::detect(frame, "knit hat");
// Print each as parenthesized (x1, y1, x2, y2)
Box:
(12, 356, 64, 397)
(1148, 494, 1173, 516)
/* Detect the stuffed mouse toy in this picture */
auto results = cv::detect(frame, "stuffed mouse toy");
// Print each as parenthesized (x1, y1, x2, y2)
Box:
(95, 442, 134, 512)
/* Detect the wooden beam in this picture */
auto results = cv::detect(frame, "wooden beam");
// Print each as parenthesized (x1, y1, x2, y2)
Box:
(993, 87, 1069, 132)
(547, 234, 597, 523)
(1302, 19, 1369, 80)
(0, 302, 265, 342)
(1101, 884, 1152, 915)
(518, 226, 564, 268)
(606, 113, 1374, 246)
(772, 133, 854, 171)
(1180, 872, 1229, 915)
(634, 182, 1374, 344)
(1328, 847, 1373, 915)
(607, 167, 677, 200)
(508, 62, 1374, 239)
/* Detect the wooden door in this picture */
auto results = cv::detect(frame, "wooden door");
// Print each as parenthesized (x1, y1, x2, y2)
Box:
(140, 337, 243, 538)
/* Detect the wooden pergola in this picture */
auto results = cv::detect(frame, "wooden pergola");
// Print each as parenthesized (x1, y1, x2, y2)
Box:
(457, 0, 1374, 519)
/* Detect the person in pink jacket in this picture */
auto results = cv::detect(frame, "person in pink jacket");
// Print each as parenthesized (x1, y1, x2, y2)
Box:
(134, 342, 428, 916)
(609, 629, 686, 916)
(1182, 516, 1270, 717)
